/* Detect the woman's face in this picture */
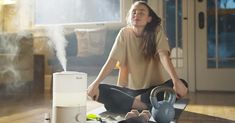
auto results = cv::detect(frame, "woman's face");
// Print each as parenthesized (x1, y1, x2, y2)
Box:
(130, 4, 152, 28)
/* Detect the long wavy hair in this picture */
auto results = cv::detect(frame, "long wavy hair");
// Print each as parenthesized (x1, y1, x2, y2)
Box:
(127, 1, 161, 59)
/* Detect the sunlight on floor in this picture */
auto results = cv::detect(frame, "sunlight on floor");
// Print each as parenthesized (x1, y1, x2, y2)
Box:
(185, 104, 235, 121)
(0, 108, 49, 123)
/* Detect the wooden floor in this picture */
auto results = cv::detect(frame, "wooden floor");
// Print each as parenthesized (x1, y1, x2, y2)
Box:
(180, 91, 235, 123)
(0, 91, 235, 123)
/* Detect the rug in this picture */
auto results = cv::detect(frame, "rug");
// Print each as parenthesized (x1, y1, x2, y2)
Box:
(87, 98, 189, 123)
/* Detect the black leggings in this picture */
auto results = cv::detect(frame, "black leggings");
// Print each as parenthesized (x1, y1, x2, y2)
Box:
(97, 79, 188, 113)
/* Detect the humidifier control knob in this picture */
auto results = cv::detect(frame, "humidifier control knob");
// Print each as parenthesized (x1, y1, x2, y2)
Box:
(75, 113, 80, 122)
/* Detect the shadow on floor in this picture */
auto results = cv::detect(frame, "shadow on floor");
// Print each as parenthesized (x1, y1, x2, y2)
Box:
(179, 111, 235, 123)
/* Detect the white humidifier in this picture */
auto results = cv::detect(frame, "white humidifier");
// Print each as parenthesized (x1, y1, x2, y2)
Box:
(52, 71, 87, 123)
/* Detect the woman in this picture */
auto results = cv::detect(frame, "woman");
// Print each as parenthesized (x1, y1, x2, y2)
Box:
(87, 1, 188, 114)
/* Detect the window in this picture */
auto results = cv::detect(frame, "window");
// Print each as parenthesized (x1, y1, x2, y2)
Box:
(207, 0, 235, 68)
(34, 0, 121, 25)
(164, 0, 183, 68)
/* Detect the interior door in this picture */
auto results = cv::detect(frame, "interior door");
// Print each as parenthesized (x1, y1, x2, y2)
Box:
(195, 0, 235, 91)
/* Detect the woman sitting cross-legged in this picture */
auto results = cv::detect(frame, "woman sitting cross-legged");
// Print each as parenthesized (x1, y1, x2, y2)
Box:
(87, 1, 189, 121)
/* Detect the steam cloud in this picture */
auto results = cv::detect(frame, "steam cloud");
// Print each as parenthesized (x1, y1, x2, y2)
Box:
(0, 36, 20, 84)
(0, 0, 33, 94)
(46, 26, 68, 71)
(0, 33, 29, 89)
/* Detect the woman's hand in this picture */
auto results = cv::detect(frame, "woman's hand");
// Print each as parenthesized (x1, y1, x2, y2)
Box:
(158, 51, 188, 98)
(87, 81, 100, 101)
(173, 79, 188, 99)
(87, 58, 118, 101)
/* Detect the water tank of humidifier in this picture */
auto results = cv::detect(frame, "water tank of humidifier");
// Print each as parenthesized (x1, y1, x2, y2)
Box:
(52, 71, 87, 123)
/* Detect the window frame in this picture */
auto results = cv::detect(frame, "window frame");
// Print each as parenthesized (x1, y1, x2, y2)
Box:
(31, 0, 126, 29)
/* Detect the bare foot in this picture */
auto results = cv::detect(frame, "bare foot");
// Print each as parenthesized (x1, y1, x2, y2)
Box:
(124, 109, 139, 119)
(139, 110, 151, 121)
